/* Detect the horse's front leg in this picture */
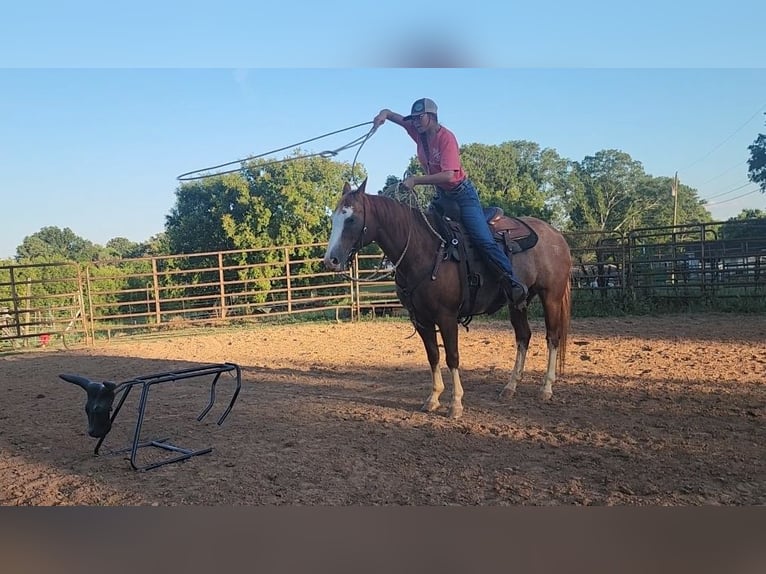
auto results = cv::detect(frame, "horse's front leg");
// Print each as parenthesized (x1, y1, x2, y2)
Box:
(415, 322, 444, 413)
(439, 320, 464, 419)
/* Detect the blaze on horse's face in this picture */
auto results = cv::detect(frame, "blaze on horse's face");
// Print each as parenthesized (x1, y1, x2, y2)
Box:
(323, 178, 369, 272)
(60, 375, 118, 438)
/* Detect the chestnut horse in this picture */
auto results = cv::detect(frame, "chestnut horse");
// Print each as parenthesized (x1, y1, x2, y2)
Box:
(324, 178, 571, 419)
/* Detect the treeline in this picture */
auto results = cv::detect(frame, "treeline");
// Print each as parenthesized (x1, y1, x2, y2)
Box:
(4, 142, 766, 268)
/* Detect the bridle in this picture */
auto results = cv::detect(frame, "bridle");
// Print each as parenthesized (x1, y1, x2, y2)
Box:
(338, 187, 416, 283)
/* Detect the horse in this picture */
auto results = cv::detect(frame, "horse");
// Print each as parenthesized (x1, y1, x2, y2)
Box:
(323, 178, 572, 419)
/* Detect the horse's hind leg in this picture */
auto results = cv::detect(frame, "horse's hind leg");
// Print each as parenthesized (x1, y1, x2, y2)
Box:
(499, 305, 531, 402)
(540, 293, 564, 401)
(415, 322, 445, 413)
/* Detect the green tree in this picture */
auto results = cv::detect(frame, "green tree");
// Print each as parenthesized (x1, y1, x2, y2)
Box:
(565, 150, 709, 232)
(748, 124, 766, 193)
(165, 175, 245, 254)
(105, 237, 141, 258)
(166, 152, 357, 255)
(16, 226, 107, 262)
(636, 176, 711, 229)
(378, 141, 571, 224)
(568, 150, 649, 232)
(719, 209, 766, 239)
(242, 153, 356, 251)
(136, 233, 170, 257)
(165, 153, 361, 305)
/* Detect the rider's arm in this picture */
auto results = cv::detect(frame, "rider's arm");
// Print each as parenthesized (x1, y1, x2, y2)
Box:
(404, 170, 457, 189)
(373, 109, 409, 129)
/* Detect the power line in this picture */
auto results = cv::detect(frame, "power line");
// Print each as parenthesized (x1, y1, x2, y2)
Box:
(679, 103, 766, 171)
(705, 188, 761, 207)
(701, 181, 753, 201)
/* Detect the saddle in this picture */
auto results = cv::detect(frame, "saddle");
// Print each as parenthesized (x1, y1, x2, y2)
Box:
(428, 194, 539, 325)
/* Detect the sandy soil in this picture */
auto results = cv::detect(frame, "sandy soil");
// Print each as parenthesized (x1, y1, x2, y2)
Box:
(1, 313, 764, 506)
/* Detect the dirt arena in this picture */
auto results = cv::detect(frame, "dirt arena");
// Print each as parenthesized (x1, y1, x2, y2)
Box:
(1, 313, 763, 506)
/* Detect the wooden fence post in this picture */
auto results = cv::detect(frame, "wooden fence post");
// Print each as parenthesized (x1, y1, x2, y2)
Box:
(151, 258, 161, 325)
(84, 265, 96, 342)
(8, 266, 21, 338)
(218, 252, 226, 319)
(285, 247, 292, 314)
(352, 254, 360, 321)
(76, 266, 91, 345)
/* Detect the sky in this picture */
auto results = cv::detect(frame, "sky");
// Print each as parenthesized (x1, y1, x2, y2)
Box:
(1, 1, 765, 260)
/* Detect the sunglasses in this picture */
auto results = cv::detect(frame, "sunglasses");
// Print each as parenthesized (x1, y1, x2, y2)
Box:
(411, 113, 428, 122)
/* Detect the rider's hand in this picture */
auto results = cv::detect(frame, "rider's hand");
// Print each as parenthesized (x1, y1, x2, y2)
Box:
(402, 176, 416, 190)
(373, 109, 389, 129)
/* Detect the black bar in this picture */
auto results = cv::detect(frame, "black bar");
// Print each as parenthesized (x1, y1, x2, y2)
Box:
(87, 363, 241, 471)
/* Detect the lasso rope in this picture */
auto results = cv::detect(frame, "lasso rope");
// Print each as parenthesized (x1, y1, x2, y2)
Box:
(176, 121, 376, 182)
(175, 122, 445, 284)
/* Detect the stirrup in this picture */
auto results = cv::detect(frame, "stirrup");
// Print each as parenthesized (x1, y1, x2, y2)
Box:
(509, 282, 528, 309)
(502, 275, 528, 309)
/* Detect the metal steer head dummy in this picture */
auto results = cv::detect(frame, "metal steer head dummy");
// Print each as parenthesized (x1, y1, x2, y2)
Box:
(59, 374, 119, 438)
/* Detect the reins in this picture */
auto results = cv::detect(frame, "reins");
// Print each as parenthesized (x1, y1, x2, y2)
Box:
(339, 182, 445, 284)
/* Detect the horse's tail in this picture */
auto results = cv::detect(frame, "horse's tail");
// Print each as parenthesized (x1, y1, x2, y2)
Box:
(558, 275, 571, 375)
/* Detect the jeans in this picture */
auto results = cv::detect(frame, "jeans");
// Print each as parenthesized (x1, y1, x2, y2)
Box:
(439, 178, 515, 276)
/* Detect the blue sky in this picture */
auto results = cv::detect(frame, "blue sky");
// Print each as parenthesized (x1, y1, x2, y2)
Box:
(1, 2, 765, 259)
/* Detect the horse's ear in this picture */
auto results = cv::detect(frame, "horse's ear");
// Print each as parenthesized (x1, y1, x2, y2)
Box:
(358, 178, 368, 194)
(342, 181, 352, 195)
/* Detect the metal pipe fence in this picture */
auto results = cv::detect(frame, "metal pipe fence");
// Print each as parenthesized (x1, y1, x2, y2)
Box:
(2, 220, 764, 350)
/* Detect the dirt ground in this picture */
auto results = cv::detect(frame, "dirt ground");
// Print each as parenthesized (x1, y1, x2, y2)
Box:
(1, 313, 764, 506)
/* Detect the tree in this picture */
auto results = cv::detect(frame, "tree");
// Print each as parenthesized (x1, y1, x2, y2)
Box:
(166, 151, 361, 255)
(137, 233, 170, 257)
(566, 150, 710, 232)
(460, 141, 568, 221)
(16, 226, 107, 262)
(105, 237, 141, 259)
(567, 150, 648, 232)
(165, 175, 245, 254)
(747, 121, 766, 193)
(378, 140, 571, 225)
(164, 153, 360, 306)
(719, 209, 766, 240)
(636, 176, 711, 228)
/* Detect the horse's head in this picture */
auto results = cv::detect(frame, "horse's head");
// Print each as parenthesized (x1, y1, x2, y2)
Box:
(323, 178, 370, 272)
(60, 374, 118, 438)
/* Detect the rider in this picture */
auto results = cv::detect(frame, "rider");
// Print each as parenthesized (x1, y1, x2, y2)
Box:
(372, 98, 528, 308)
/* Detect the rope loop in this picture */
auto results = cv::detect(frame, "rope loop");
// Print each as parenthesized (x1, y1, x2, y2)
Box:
(176, 121, 375, 182)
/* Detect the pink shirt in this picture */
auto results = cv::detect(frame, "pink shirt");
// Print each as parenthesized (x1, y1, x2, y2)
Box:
(405, 123, 466, 189)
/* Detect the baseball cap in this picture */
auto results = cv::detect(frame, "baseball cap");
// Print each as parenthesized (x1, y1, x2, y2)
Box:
(404, 98, 438, 120)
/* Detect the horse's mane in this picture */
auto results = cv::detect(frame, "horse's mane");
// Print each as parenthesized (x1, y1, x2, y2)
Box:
(364, 192, 440, 245)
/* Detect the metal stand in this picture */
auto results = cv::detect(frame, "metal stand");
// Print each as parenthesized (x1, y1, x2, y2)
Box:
(94, 363, 241, 471)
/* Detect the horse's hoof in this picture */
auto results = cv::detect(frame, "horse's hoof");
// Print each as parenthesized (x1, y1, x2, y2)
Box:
(448, 406, 463, 419)
(421, 401, 440, 413)
(541, 390, 553, 401)
(498, 387, 516, 402)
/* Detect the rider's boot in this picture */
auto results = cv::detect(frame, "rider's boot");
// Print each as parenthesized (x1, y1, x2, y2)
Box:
(499, 271, 528, 309)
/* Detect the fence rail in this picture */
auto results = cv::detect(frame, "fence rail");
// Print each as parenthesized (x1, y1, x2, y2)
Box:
(2, 219, 764, 349)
